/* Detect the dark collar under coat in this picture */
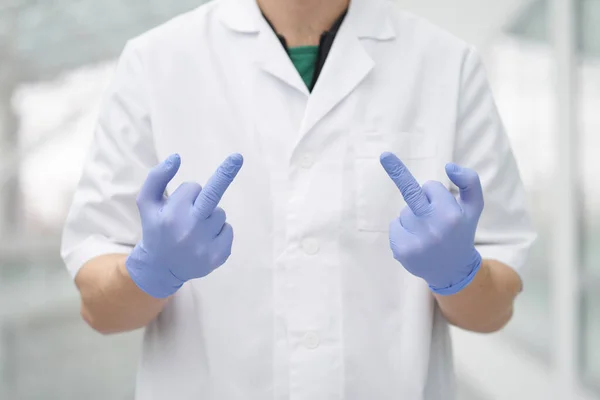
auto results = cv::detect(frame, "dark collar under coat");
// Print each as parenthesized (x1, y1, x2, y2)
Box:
(262, 10, 348, 90)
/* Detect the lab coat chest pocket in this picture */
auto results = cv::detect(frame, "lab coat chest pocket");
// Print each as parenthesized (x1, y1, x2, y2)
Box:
(354, 131, 437, 232)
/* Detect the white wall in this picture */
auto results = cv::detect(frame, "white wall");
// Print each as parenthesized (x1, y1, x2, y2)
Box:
(397, 0, 527, 50)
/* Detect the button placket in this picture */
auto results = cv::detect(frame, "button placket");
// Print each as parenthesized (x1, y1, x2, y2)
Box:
(302, 332, 320, 350)
(301, 238, 320, 255)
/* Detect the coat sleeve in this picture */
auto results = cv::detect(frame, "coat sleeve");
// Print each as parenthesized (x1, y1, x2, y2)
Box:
(61, 40, 158, 279)
(453, 47, 537, 276)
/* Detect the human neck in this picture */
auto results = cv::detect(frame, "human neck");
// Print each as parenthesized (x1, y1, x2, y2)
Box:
(257, 0, 349, 47)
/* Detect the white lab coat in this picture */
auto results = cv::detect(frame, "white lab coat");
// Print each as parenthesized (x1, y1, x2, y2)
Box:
(61, 0, 536, 399)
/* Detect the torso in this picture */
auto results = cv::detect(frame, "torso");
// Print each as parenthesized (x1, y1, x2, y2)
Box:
(132, 1, 469, 398)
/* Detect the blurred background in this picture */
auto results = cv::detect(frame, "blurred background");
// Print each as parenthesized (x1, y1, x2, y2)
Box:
(0, 0, 597, 399)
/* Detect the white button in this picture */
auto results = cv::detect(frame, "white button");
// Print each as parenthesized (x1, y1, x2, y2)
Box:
(301, 238, 320, 255)
(300, 155, 314, 168)
(303, 332, 320, 349)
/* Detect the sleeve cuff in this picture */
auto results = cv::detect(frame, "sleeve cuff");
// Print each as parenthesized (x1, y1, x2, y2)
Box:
(62, 236, 134, 279)
(476, 243, 530, 281)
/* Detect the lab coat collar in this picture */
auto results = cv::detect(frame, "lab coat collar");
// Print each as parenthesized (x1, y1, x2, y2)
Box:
(298, 0, 397, 137)
(217, 0, 397, 139)
(346, 0, 396, 41)
(217, 0, 396, 41)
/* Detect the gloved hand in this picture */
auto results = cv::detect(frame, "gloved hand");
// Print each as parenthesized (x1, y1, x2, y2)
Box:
(126, 153, 244, 298)
(380, 152, 484, 295)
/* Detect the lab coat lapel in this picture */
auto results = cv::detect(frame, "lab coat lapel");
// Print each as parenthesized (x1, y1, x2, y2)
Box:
(256, 30, 309, 96)
(217, 0, 308, 96)
(300, 27, 374, 137)
(299, 0, 395, 137)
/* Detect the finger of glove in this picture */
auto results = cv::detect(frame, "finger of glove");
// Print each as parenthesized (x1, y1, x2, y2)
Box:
(210, 223, 234, 269)
(137, 154, 181, 215)
(445, 163, 484, 216)
(194, 154, 244, 220)
(389, 219, 419, 263)
(166, 182, 202, 209)
(380, 152, 431, 217)
(202, 207, 227, 239)
(422, 180, 457, 206)
(399, 206, 423, 235)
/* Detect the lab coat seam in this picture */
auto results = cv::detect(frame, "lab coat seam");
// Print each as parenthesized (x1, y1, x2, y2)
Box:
(452, 46, 474, 164)
(121, 40, 161, 168)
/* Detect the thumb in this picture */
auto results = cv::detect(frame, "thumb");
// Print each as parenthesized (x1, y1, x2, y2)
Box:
(137, 154, 181, 213)
(445, 163, 484, 215)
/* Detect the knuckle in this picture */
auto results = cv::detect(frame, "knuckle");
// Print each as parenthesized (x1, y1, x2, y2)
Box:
(174, 235, 186, 247)
(427, 226, 445, 243)
(394, 239, 422, 260)
(424, 180, 446, 191)
(196, 250, 214, 272)
(422, 180, 437, 190)
(412, 240, 427, 256)
(224, 225, 234, 241)
(195, 246, 208, 259)
(190, 205, 203, 220)
(209, 253, 220, 268)
(212, 248, 231, 267)
(184, 181, 202, 191)
(444, 209, 463, 226)
(403, 243, 424, 262)
(390, 241, 407, 262)
(159, 210, 176, 227)
(214, 207, 226, 221)
(399, 206, 413, 220)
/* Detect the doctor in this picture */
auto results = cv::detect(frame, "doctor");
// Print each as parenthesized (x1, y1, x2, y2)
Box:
(62, 0, 536, 398)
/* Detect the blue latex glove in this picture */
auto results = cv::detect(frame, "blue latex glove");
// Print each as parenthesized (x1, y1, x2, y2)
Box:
(126, 153, 244, 298)
(380, 152, 484, 295)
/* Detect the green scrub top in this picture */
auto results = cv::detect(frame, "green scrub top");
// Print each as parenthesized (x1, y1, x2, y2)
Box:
(265, 10, 346, 91)
(288, 46, 319, 91)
